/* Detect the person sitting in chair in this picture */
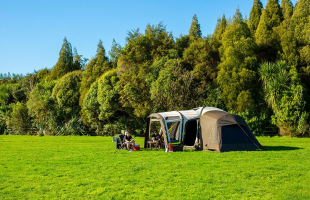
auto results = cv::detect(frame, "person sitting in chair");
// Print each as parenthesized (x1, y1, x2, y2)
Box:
(152, 130, 163, 148)
(124, 131, 135, 150)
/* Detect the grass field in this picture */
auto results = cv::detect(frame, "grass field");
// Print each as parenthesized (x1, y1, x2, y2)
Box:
(0, 136, 309, 199)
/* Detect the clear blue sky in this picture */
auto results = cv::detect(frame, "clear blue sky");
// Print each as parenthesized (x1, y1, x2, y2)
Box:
(1, 0, 292, 75)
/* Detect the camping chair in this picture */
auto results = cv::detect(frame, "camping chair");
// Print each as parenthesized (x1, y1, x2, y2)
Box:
(115, 134, 126, 150)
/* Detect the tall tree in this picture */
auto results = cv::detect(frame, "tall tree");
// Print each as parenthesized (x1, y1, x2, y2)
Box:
(278, 0, 297, 65)
(73, 47, 88, 71)
(79, 40, 110, 124)
(217, 8, 258, 112)
(212, 15, 227, 45)
(109, 39, 122, 68)
(265, 0, 283, 27)
(49, 37, 74, 80)
(117, 23, 174, 118)
(255, 0, 282, 62)
(189, 14, 202, 41)
(52, 71, 83, 121)
(248, 0, 264, 34)
(291, 0, 310, 46)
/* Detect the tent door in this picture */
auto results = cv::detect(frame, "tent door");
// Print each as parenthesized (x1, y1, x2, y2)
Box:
(183, 119, 198, 146)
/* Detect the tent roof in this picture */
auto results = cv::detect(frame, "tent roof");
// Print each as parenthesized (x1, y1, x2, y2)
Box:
(179, 110, 200, 121)
(152, 111, 181, 120)
(148, 107, 225, 121)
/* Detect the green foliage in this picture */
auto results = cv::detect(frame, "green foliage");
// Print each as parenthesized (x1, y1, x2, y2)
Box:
(265, 0, 283, 27)
(189, 14, 202, 41)
(278, 0, 297, 65)
(6, 102, 31, 135)
(73, 47, 88, 71)
(217, 8, 258, 112)
(97, 69, 120, 121)
(79, 40, 110, 124)
(83, 80, 101, 131)
(1, 4, 310, 137)
(183, 39, 219, 82)
(52, 71, 82, 121)
(259, 61, 309, 136)
(56, 116, 86, 136)
(27, 80, 57, 134)
(255, 0, 282, 62)
(175, 35, 190, 58)
(291, 0, 310, 46)
(248, 0, 264, 34)
(49, 37, 78, 80)
(83, 69, 125, 135)
(117, 23, 174, 118)
(109, 39, 122, 68)
(150, 59, 199, 111)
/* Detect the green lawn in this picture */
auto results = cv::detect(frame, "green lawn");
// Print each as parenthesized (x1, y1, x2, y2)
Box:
(0, 136, 309, 199)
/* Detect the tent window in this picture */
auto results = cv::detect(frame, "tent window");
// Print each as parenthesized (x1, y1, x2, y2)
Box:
(166, 121, 180, 142)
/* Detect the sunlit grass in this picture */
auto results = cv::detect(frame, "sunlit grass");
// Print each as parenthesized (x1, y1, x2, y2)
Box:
(0, 136, 309, 199)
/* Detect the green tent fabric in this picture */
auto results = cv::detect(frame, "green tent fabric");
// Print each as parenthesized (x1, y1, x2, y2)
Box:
(200, 110, 264, 152)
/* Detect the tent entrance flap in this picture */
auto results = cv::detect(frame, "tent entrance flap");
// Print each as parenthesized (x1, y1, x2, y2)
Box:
(183, 120, 198, 146)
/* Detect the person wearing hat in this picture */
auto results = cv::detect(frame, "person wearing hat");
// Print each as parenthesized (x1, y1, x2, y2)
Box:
(124, 131, 135, 150)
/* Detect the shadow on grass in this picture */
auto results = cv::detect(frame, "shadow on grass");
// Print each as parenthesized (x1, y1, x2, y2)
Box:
(264, 146, 302, 151)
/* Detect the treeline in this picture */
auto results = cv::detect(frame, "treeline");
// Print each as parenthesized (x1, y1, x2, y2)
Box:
(1, 0, 310, 137)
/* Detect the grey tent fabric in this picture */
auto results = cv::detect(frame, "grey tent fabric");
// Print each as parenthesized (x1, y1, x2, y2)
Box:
(200, 110, 264, 152)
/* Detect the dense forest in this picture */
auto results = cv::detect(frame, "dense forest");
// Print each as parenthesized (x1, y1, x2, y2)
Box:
(1, 0, 309, 137)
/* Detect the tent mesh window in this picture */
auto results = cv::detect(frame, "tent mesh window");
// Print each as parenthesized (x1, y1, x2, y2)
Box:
(167, 121, 180, 142)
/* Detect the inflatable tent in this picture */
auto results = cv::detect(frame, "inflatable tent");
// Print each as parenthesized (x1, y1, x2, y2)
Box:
(144, 107, 264, 152)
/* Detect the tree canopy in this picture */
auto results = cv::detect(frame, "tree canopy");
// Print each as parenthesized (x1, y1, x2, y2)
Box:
(1, 0, 309, 137)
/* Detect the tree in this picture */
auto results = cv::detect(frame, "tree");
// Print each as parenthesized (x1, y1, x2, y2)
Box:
(248, 0, 264, 34)
(109, 39, 122, 68)
(117, 23, 174, 118)
(27, 81, 57, 134)
(83, 69, 125, 134)
(150, 59, 197, 111)
(217, 8, 258, 112)
(79, 40, 110, 124)
(6, 102, 31, 135)
(255, 0, 282, 62)
(183, 39, 219, 83)
(259, 61, 309, 136)
(49, 37, 74, 80)
(291, 0, 310, 46)
(189, 14, 202, 41)
(175, 35, 190, 58)
(265, 0, 283, 27)
(212, 15, 228, 48)
(73, 47, 88, 71)
(52, 71, 83, 121)
(97, 69, 122, 121)
(278, 0, 297, 65)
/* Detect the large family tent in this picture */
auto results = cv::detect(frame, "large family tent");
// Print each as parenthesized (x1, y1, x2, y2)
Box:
(144, 107, 264, 152)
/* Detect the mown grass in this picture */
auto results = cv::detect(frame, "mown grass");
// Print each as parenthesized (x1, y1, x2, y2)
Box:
(0, 136, 309, 199)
